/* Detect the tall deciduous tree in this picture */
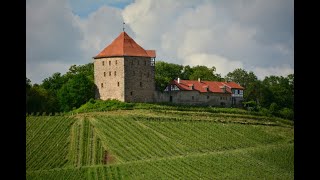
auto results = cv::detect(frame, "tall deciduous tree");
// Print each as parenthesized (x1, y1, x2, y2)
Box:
(57, 73, 95, 112)
(188, 65, 221, 81)
(155, 61, 183, 91)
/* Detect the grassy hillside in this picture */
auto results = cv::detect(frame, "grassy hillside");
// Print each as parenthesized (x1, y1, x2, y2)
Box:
(26, 107, 294, 179)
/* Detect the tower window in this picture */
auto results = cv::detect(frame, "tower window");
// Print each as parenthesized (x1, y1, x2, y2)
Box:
(109, 61, 111, 65)
(207, 96, 209, 99)
(131, 60, 133, 65)
(101, 83, 103, 88)
(104, 72, 106, 77)
(133, 71, 135, 76)
(192, 96, 194, 100)
(145, 60, 147, 66)
(130, 91, 133, 96)
(116, 60, 118, 65)
(102, 61, 104, 66)
(117, 82, 120, 87)
(109, 71, 111, 76)
(140, 82, 143, 87)
(138, 61, 139, 65)
(114, 71, 116, 76)
(147, 72, 149, 78)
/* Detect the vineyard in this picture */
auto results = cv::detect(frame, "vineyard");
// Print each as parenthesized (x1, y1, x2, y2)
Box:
(26, 108, 294, 179)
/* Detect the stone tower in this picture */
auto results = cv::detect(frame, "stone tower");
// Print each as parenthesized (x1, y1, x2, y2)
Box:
(93, 32, 156, 102)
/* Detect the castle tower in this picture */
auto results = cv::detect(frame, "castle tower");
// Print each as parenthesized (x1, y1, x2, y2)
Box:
(93, 32, 156, 102)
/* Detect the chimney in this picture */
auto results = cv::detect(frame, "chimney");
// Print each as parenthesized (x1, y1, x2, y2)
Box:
(220, 85, 226, 93)
(198, 78, 201, 82)
(178, 78, 180, 84)
(190, 84, 194, 90)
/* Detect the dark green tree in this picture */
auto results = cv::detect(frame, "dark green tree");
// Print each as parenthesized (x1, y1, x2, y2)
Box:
(26, 84, 55, 113)
(57, 73, 95, 112)
(188, 66, 220, 81)
(155, 61, 183, 91)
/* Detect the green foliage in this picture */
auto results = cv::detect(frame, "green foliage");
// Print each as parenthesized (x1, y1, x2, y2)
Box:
(188, 65, 220, 81)
(74, 99, 134, 113)
(26, 84, 56, 113)
(279, 107, 294, 120)
(58, 73, 95, 112)
(225, 68, 257, 88)
(155, 61, 183, 91)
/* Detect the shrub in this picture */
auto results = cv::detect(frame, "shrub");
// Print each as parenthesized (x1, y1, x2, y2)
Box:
(279, 108, 294, 120)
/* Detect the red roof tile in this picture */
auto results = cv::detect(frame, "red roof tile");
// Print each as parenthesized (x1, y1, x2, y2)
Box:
(146, 50, 156, 58)
(94, 32, 156, 59)
(171, 79, 244, 93)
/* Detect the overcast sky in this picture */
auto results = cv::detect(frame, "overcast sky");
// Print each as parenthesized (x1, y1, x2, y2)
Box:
(27, 0, 293, 84)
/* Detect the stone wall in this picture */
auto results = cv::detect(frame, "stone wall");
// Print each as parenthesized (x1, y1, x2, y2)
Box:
(124, 56, 155, 102)
(156, 91, 233, 107)
(94, 57, 125, 101)
(94, 56, 156, 103)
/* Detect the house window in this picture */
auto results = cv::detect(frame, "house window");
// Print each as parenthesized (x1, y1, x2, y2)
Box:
(102, 61, 104, 66)
(192, 96, 194, 100)
(145, 60, 147, 66)
(114, 71, 116, 76)
(138, 61, 139, 65)
(116, 60, 118, 65)
(220, 97, 222, 100)
(140, 82, 143, 87)
(109, 71, 111, 76)
(117, 82, 120, 87)
(131, 60, 133, 65)
(239, 90, 243, 94)
(207, 96, 209, 99)
(101, 83, 103, 88)
(130, 91, 133, 96)
(104, 72, 106, 77)
(109, 61, 111, 65)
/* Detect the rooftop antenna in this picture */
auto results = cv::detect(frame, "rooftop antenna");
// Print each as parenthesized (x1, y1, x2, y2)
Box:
(123, 22, 125, 32)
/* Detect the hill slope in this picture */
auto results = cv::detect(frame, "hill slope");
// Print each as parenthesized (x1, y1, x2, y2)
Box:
(26, 109, 294, 179)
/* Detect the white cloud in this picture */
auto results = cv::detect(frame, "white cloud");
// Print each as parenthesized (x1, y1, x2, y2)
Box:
(27, 0, 293, 84)
(26, 61, 71, 84)
(184, 53, 244, 77)
(74, 5, 126, 59)
(253, 65, 294, 80)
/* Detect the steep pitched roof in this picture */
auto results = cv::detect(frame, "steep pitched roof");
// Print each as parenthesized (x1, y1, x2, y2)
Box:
(170, 79, 244, 93)
(93, 32, 156, 59)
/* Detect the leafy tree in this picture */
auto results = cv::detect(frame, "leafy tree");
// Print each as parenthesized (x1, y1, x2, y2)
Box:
(26, 84, 54, 113)
(155, 61, 183, 91)
(225, 68, 258, 88)
(188, 65, 220, 81)
(263, 75, 293, 109)
(65, 63, 94, 82)
(57, 73, 95, 112)
(180, 65, 193, 80)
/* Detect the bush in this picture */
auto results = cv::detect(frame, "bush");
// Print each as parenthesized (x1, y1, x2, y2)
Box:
(258, 107, 272, 117)
(269, 103, 280, 116)
(279, 108, 294, 120)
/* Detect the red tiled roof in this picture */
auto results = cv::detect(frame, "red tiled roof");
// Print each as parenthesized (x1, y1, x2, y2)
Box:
(93, 32, 156, 59)
(171, 79, 244, 93)
(146, 50, 156, 58)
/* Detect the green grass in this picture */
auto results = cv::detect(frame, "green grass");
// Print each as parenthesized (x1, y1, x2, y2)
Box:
(26, 107, 294, 179)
